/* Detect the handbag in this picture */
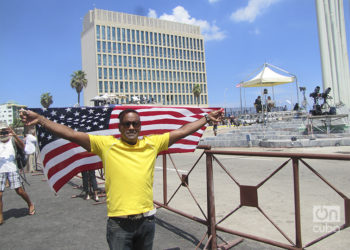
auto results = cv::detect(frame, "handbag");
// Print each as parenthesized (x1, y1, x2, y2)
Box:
(12, 138, 28, 169)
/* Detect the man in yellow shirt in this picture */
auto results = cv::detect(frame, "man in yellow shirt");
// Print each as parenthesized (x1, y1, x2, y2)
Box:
(21, 108, 223, 250)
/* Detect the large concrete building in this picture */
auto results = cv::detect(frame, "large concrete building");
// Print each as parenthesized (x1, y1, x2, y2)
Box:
(81, 9, 208, 107)
(0, 102, 26, 126)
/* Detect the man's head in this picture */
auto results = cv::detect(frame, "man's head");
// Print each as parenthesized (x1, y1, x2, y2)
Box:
(118, 109, 141, 145)
(0, 123, 10, 143)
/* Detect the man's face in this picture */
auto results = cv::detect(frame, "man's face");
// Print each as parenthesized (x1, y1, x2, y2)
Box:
(0, 128, 10, 143)
(119, 112, 141, 145)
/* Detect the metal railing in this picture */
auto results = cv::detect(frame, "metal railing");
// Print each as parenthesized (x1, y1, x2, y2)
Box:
(154, 146, 350, 249)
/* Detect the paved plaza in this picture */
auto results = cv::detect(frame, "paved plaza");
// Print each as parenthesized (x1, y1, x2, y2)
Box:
(1, 145, 350, 249)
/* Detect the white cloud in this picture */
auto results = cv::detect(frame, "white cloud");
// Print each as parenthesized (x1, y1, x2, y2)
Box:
(208, 0, 220, 3)
(147, 9, 157, 19)
(147, 6, 225, 41)
(230, 0, 280, 23)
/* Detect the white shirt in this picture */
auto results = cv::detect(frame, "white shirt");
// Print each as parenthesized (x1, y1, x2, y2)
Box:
(25, 134, 37, 155)
(0, 139, 17, 173)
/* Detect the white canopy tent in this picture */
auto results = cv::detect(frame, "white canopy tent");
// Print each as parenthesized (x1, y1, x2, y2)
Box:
(236, 63, 299, 112)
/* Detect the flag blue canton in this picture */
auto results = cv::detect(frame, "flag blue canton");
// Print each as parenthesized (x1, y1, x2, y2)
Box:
(30, 107, 113, 150)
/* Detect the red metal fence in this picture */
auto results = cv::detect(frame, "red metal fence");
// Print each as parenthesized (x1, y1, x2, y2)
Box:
(154, 146, 350, 249)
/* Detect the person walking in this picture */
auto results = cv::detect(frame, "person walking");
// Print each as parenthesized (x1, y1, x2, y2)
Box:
(0, 124, 35, 225)
(20, 108, 223, 249)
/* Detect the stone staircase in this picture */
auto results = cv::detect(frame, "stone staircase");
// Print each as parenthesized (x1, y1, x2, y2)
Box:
(200, 113, 350, 148)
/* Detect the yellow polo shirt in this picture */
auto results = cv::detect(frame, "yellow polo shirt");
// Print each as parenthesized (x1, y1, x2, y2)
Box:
(89, 133, 169, 217)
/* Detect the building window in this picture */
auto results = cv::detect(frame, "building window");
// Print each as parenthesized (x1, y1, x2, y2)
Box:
(104, 68, 108, 79)
(145, 31, 149, 44)
(141, 31, 144, 43)
(96, 25, 100, 40)
(97, 54, 101, 66)
(131, 30, 135, 42)
(101, 26, 105, 40)
(107, 26, 111, 40)
(122, 28, 125, 41)
(109, 81, 114, 92)
(127, 29, 130, 42)
(114, 69, 118, 79)
(99, 81, 103, 92)
(120, 82, 124, 93)
(104, 81, 108, 93)
(112, 27, 116, 40)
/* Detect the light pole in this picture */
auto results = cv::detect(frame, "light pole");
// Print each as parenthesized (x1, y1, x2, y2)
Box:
(224, 88, 228, 116)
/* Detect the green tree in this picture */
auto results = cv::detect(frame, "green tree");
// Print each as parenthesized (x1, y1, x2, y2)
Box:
(70, 70, 88, 106)
(40, 92, 53, 109)
(192, 84, 202, 106)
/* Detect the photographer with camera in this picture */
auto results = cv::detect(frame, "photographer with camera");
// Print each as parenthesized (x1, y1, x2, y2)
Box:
(0, 123, 35, 225)
(310, 86, 322, 115)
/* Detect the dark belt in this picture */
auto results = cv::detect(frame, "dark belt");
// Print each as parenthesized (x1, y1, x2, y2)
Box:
(110, 214, 154, 221)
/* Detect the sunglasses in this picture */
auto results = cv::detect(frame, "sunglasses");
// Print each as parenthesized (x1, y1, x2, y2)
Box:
(121, 121, 141, 128)
(0, 130, 9, 136)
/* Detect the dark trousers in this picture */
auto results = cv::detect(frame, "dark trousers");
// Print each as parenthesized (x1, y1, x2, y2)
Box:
(82, 170, 98, 192)
(106, 216, 155, 250)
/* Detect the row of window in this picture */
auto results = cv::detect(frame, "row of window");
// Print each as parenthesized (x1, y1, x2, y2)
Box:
(97, 55, 205, 72)
(96, 25, 204, 50)
(97, 91, 207, 106)
(96, 42, 204, 61)
(98, 68, 206, 83)
(98, 81, 207, 95)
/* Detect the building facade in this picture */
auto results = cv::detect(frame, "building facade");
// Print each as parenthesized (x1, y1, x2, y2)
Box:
(81, 9, 208, 107)
(0, 102, 26, 126)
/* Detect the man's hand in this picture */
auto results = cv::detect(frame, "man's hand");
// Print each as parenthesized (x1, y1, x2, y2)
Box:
(20, 109, 41, 126)
(207, 108, 224, 123)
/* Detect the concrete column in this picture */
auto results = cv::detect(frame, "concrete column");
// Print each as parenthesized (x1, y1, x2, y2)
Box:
(315, 0, 350, 109)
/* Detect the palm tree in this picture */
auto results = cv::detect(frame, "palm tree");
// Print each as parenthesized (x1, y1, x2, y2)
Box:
(70, 70, 88, 106)
(192, 84, 202, 106)
(40, 92, 53, 109)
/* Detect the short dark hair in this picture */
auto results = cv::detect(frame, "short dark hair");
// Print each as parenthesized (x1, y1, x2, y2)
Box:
(118, 109, 140, 124)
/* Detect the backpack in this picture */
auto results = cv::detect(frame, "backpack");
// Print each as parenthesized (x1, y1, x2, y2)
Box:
(12, 138, 28, 170)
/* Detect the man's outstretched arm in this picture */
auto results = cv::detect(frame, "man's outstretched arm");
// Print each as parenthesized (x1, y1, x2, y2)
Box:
(169, 109, 224, 147)
(20, 110, 91, 152)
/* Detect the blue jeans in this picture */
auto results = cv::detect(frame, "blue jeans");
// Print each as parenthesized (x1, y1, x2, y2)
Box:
(106, 216, 155, 250)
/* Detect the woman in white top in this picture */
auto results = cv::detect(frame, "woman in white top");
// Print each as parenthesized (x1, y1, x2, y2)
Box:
(0, 125, 35, 225)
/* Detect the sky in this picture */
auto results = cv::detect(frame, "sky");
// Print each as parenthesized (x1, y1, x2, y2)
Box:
(1, 0, 349, 110)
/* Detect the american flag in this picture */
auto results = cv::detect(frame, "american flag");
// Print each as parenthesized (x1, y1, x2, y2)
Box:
(31, 105, 217, 193)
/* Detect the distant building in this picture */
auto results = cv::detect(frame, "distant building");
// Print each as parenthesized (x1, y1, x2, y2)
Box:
(81, 9, 208, 106)
(0, 102, 26, 126)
